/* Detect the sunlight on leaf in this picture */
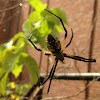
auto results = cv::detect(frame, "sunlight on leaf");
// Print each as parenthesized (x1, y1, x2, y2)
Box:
(12, 64, 23, 78)
(5, 40, 13, 49)
(28, 0, 47, 12)
(55, 24, 64, 32)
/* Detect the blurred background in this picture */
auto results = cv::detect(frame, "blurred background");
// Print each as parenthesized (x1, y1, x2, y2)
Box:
(0, 0, 100, 100)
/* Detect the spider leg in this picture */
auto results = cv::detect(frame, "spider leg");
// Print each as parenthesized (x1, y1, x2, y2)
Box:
(28, 29, 52, 55)
(47, 58, 58, 93)
(62, 28, 73, 51)
(41, 65, 54, 86)
(44, 9, 68, 45)
(41, 58, 58, 93)
(41, 58, 57, 85)
(64, 53, 96, 62)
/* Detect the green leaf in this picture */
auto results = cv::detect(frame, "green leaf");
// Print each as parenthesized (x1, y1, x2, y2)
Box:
(41, 8, 68, 36)
(23, 21, 33, 38)
(50, 8, 68, 25)
(12, 32, 24, 43)
(38, 19, 51, 37)
(55, 24, 64, 32)
(0, 40, 14, 68)
(15, 38, 26, 53)
(12, 64, 23, 78)
(28, 0, 47, 12)
(29, 11, 41, 23)
(0, 40, 14, 61)
(33, 30, 47, 50)
(2, 50, 20, 72)
(23, 53, 40, 84)
(51, 27, 60, 39)
(0, 68, 8, 95)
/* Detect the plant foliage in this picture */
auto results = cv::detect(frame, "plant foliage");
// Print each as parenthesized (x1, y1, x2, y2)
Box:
(0, 0, 68, 97)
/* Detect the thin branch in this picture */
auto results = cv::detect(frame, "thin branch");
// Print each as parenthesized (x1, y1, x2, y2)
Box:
(29, 85, 43, 100)
(86, 0, 98, 99)
(0, 0, 27, 13)
(88, 0, 98, 73)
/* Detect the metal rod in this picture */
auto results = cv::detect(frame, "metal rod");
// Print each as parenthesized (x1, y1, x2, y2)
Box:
(40, 73, 100, 81)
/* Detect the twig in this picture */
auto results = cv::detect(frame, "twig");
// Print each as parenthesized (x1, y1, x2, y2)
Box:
(0, 0, 27, 13)
(86, 0, 98, 99)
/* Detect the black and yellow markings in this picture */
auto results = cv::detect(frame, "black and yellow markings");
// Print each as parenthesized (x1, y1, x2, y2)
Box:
(46, 34, 61, 53)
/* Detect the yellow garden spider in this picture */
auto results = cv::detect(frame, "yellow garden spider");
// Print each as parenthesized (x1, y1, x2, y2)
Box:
(28, 9, 96, 93)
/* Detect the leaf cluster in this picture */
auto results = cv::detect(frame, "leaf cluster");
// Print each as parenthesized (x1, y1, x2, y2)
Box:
(0, 0, 68, 97)
(0, 33, 39, 95)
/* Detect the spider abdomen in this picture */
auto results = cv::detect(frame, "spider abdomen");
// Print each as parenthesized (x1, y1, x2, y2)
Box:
(46, 34, 61, 53)
(46, 34, 64, 62)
